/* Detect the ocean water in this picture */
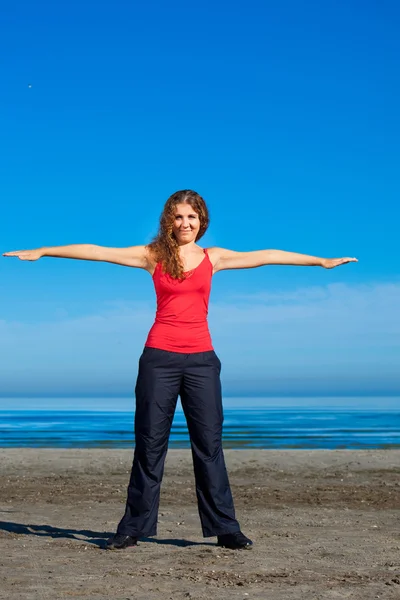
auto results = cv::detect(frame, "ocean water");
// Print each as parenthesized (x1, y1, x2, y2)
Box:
(1, 406, 400, 449)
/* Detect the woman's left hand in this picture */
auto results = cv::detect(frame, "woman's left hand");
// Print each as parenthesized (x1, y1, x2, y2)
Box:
(321, 257, 358, 269)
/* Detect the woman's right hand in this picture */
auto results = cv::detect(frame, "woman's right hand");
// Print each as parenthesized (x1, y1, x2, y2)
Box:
(3, 248, 44, 261)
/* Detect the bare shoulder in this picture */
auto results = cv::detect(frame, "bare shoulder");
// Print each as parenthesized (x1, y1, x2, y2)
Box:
(206, 247, 268, 272)
(101, 245, 155, 272)
(206, 247, 237, 273)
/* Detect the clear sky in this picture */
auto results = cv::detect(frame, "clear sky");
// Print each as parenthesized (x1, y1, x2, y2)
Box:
(1, 0, 399, 405)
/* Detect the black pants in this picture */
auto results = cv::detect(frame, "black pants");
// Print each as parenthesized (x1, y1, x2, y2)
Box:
(116, 347, 240, 538)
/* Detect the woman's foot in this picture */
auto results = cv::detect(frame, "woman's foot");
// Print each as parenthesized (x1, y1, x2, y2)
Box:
(217, 531, 253, 549)
(105, 533, 138, 550)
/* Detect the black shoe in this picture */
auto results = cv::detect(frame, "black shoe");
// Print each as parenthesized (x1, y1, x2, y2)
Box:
(217, 531, 253, 550)
(105, 534, 138, 550)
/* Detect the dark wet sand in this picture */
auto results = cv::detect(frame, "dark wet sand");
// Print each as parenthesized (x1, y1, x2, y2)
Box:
(0, 448, 399, 599)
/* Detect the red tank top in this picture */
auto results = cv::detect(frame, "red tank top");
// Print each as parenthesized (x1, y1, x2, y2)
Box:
(144, 247, 214, 353)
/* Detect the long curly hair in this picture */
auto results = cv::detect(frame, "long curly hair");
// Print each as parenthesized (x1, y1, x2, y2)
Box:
(146, 190, 210, 280)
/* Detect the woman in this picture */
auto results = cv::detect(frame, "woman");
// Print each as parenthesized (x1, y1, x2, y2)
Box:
(3, 189, 357, 550)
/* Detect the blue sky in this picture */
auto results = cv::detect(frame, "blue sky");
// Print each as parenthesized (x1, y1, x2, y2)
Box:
(1, 0, 399, 407)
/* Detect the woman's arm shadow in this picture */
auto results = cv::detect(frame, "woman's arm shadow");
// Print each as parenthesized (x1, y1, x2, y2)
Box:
(0, 521, 214, 548)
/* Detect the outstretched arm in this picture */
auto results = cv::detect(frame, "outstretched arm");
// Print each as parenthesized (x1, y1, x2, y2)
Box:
(3, 244, 150, 269)
(210, 248, 358, 273)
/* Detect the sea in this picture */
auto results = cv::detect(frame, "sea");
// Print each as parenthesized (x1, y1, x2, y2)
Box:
(1, 397, 399, 449)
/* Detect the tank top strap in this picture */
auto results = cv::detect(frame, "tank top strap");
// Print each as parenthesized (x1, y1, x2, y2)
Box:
(152, 260, 161, 277)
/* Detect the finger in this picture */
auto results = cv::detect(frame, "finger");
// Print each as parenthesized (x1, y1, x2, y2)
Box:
(332, 259, 347, 268)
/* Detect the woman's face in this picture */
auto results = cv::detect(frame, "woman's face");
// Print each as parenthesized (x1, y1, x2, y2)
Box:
(172, 203, 201, 244)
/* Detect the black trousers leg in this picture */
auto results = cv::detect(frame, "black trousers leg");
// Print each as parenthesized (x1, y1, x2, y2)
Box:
(117, 347, 181, 537)
(180, 350, 241, 537)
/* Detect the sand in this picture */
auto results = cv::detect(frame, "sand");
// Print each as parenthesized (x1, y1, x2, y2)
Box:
(0, 448, 399, 600)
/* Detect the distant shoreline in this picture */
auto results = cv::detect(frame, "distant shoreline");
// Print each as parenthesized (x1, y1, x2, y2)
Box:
(1, 394, 400, 412)
(1, 406, 399, 450)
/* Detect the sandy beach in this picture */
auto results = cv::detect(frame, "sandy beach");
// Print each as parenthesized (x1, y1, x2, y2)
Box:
(0, 448, 399, 600)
